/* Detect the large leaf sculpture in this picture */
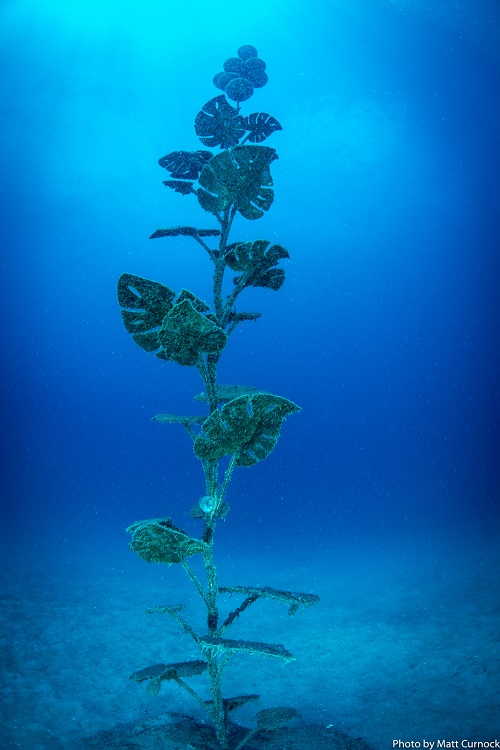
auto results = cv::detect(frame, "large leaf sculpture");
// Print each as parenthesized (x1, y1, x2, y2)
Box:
(197, 146, 277, 220)
(199, 637, 293, 661)
(117, 273, 175, 355)
(225, 239, 289, 291)
(158, 298, 227, 366)
(195, 96, 246, 149)
(120, 46, 318, 750)
(159, 149, 212, 179)
(243, 112, 282, 143)
(159, 150, 213, 197)
(149, 226, 221, 240)
(117, 275, 225, 365)
(194, 393, 301, 467)
(126, 518, 208, 564)
(162, 180, 195, 196)
(130, 660, 207, 699)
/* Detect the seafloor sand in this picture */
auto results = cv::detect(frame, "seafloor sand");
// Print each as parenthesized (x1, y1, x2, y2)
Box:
(1, 535, 499, 749)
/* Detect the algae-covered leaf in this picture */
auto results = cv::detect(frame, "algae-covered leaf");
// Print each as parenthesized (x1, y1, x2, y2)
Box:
(152, 414, 205, 425)
(199, 637, 293, 661)
(130, 659, 207, 696)
(243, 112, 282, 143)
(224, 240, 288, 272)
(225, 239, 289, 291)
(150, 226, 221, 239)
(162, 180, 195, 195)
(205, 694, 260, 713)
(117, 273, 175, 355)
(163, 660, 207, 679)
(195, 96, 246, 149)
(254, 267, 285, 291)
(228, 311, 262, 324)
(117, 278, 222, 364)
(159, 150, 212, 197)
(145, 604, 186, 615)
(126, 518, 208, 564)
(197, 146, 277, 220)
(158, 149, 212, 179)
(130, 663, 169, 683)
(193, 392, 300, 467)
(255, 707, 298, 730)
(158, 299, 227, 367)
(220, 585, 320, 616)
(175, 288, 210, 312)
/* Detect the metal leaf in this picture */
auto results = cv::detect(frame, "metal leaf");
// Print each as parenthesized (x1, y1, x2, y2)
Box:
(255, 707, 298, 730)
(130, 659, 207, 686)
(149, 226, 220, 239)
(152, 414, 205, 425)
(251, 267, 285, 291)
(158, 149, 212, 179)
(117, 273, 175, 355)
(225, 239, 289, 271)
(126, 518, 208, 564)
(199, 637, 294, 661)
(243, 112, 282, 143)
(225, 239, 289, 291)
(205, 694, 260, 713)
(197, 146, 277, 220)
(118, 278, 225, 365)
(162, 180, 195, 195)
(220, 585, 320, 616)
(193, 392, 300, 467)
(158, 299, 227, 367)
(195, 96, 246, 149)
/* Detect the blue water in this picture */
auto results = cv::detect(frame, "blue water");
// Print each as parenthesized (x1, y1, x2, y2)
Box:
(1, 1, 499, 748)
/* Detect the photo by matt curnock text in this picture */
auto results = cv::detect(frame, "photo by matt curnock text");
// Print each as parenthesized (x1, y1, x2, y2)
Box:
(393, 742, 500, 749)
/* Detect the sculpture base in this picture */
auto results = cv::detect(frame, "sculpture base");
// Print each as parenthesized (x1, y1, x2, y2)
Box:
(81, 711, 374, 750)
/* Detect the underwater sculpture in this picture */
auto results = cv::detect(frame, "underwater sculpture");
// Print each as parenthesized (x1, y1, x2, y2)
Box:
(117, 45, 319, 750)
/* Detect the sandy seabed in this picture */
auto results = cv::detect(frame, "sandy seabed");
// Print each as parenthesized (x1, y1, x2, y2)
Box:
(1, 535, 499, 750)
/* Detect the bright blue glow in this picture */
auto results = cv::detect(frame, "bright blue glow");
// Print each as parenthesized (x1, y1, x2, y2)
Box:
(3, 0, 297, 50)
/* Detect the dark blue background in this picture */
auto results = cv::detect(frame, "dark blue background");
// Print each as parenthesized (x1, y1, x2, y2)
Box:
(1, 0, 499, 567)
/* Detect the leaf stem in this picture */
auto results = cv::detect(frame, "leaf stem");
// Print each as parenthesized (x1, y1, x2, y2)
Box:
(219, 454, 236, 506)
(163, 607, 201, 645)
(219, 593, 259, 634)
(222, 272, 251, 327)
(180, 558, 209, 608)
(191, 233, 217, 261)
(172, 675, 213, 717)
